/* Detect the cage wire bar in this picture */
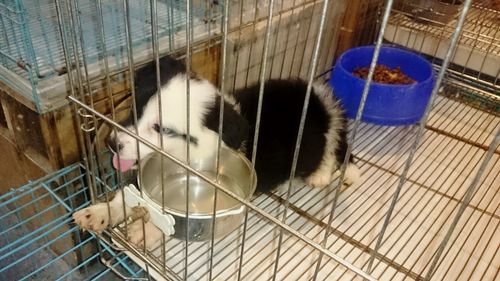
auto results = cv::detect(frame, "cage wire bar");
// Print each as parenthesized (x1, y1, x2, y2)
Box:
(365, 2, 498, 280)
(315, 0, 396, 277)
(275, 0, 332, 279)
(183, 0, 192, 278)
(211, 0, 230, 279)
(55, 0, 500, 280)
(383, 2, 497, 279)
(424, 126, 499, 279)
(376, 2, 498, 279)
(368, 0, 474, 274)
(242, 0, 277, 279)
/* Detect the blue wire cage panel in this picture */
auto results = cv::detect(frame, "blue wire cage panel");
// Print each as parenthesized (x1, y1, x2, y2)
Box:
(0, 163, 147, 280)
(0, 0, 219, 113)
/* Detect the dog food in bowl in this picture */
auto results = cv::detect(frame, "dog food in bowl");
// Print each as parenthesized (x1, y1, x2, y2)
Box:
(352, 65, 416, 85)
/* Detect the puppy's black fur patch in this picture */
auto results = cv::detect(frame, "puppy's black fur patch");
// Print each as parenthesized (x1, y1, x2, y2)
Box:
(203, 96, 249, 151)
(232, 79, 341, 192)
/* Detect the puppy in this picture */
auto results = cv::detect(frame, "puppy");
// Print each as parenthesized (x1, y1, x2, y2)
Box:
(73, 56, 359, 249)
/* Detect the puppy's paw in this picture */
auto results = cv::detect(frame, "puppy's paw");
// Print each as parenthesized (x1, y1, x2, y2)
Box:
(73, 203, 118, 233)
(130, 206, 150, 222)
(343, 164, 361, 186)
(306, 170, 332, 188)
(127, 220, 163, 250)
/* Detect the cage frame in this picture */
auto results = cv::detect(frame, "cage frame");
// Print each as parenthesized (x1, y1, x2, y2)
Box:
(48, 0, 500, 280)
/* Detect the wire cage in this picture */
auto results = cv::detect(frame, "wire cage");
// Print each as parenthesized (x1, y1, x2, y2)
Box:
(387, 0, 499, 97)
(0, 162, 149, 280)
(0, 0, 219, 113)
(29, 0, 500, 280)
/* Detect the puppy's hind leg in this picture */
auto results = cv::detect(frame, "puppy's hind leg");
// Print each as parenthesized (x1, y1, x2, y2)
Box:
(333, 129, 361, 187)
(73, 190, 131, 233)
(330, 163, 361, 189)
(343, 163, 361, 186)
(305, 153, 335, 188)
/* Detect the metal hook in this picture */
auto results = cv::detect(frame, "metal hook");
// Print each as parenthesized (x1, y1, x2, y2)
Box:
(77, 108, 96, 132)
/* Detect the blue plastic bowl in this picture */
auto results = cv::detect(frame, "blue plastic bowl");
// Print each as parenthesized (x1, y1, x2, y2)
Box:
(329, 45, 435, 126)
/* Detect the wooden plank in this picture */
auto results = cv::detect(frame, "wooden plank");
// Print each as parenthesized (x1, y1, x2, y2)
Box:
(52, 106, 82, 167)
(40, 112, 65, 169)
(0, 93, 14, 141)
(334, 0, 384, 60)
(335, 0, 364, 60)
(192, 43, 221, 85)
(0, 80, 36, 112)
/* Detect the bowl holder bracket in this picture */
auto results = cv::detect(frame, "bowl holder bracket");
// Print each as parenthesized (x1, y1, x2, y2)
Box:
(123, 184, 176, 236)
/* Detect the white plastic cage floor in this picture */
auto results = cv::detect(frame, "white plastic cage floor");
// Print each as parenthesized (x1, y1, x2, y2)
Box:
(111, 93, 499, 281)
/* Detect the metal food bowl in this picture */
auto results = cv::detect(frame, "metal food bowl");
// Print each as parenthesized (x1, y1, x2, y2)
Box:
(138, 147, 256, 241)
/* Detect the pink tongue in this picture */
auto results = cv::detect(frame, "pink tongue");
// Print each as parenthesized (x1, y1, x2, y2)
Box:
(112, 154, 136, 172)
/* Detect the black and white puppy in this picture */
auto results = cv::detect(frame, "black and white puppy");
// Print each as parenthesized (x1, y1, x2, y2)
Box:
(73, 56, 360, 248)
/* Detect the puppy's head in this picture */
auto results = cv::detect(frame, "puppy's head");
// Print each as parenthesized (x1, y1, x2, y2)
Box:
(106, 77, 223, 173)
(106, 56, 249, 173)
(106, 55, 186, 172)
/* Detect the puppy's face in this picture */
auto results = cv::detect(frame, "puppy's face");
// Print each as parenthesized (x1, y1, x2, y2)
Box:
(107, 94, 162, 172)
(107, 74, 221, 172)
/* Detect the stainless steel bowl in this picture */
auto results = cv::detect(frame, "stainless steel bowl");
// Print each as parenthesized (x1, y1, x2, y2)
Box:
(138, 147, 256, 241)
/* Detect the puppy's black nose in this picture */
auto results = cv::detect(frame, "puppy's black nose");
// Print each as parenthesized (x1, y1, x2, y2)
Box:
(106, 137, 123, 153)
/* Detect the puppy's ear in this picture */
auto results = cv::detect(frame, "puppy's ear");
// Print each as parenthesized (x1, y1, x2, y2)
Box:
(134, 56, 186, 96)
(123, 56, 186, 127)
(204, 96, 250, 151)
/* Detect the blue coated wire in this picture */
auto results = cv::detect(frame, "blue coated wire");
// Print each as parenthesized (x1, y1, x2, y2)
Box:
(20, 234, 95, 281)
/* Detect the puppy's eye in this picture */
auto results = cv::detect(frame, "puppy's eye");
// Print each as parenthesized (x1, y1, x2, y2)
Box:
(152, 123, 161, 133)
